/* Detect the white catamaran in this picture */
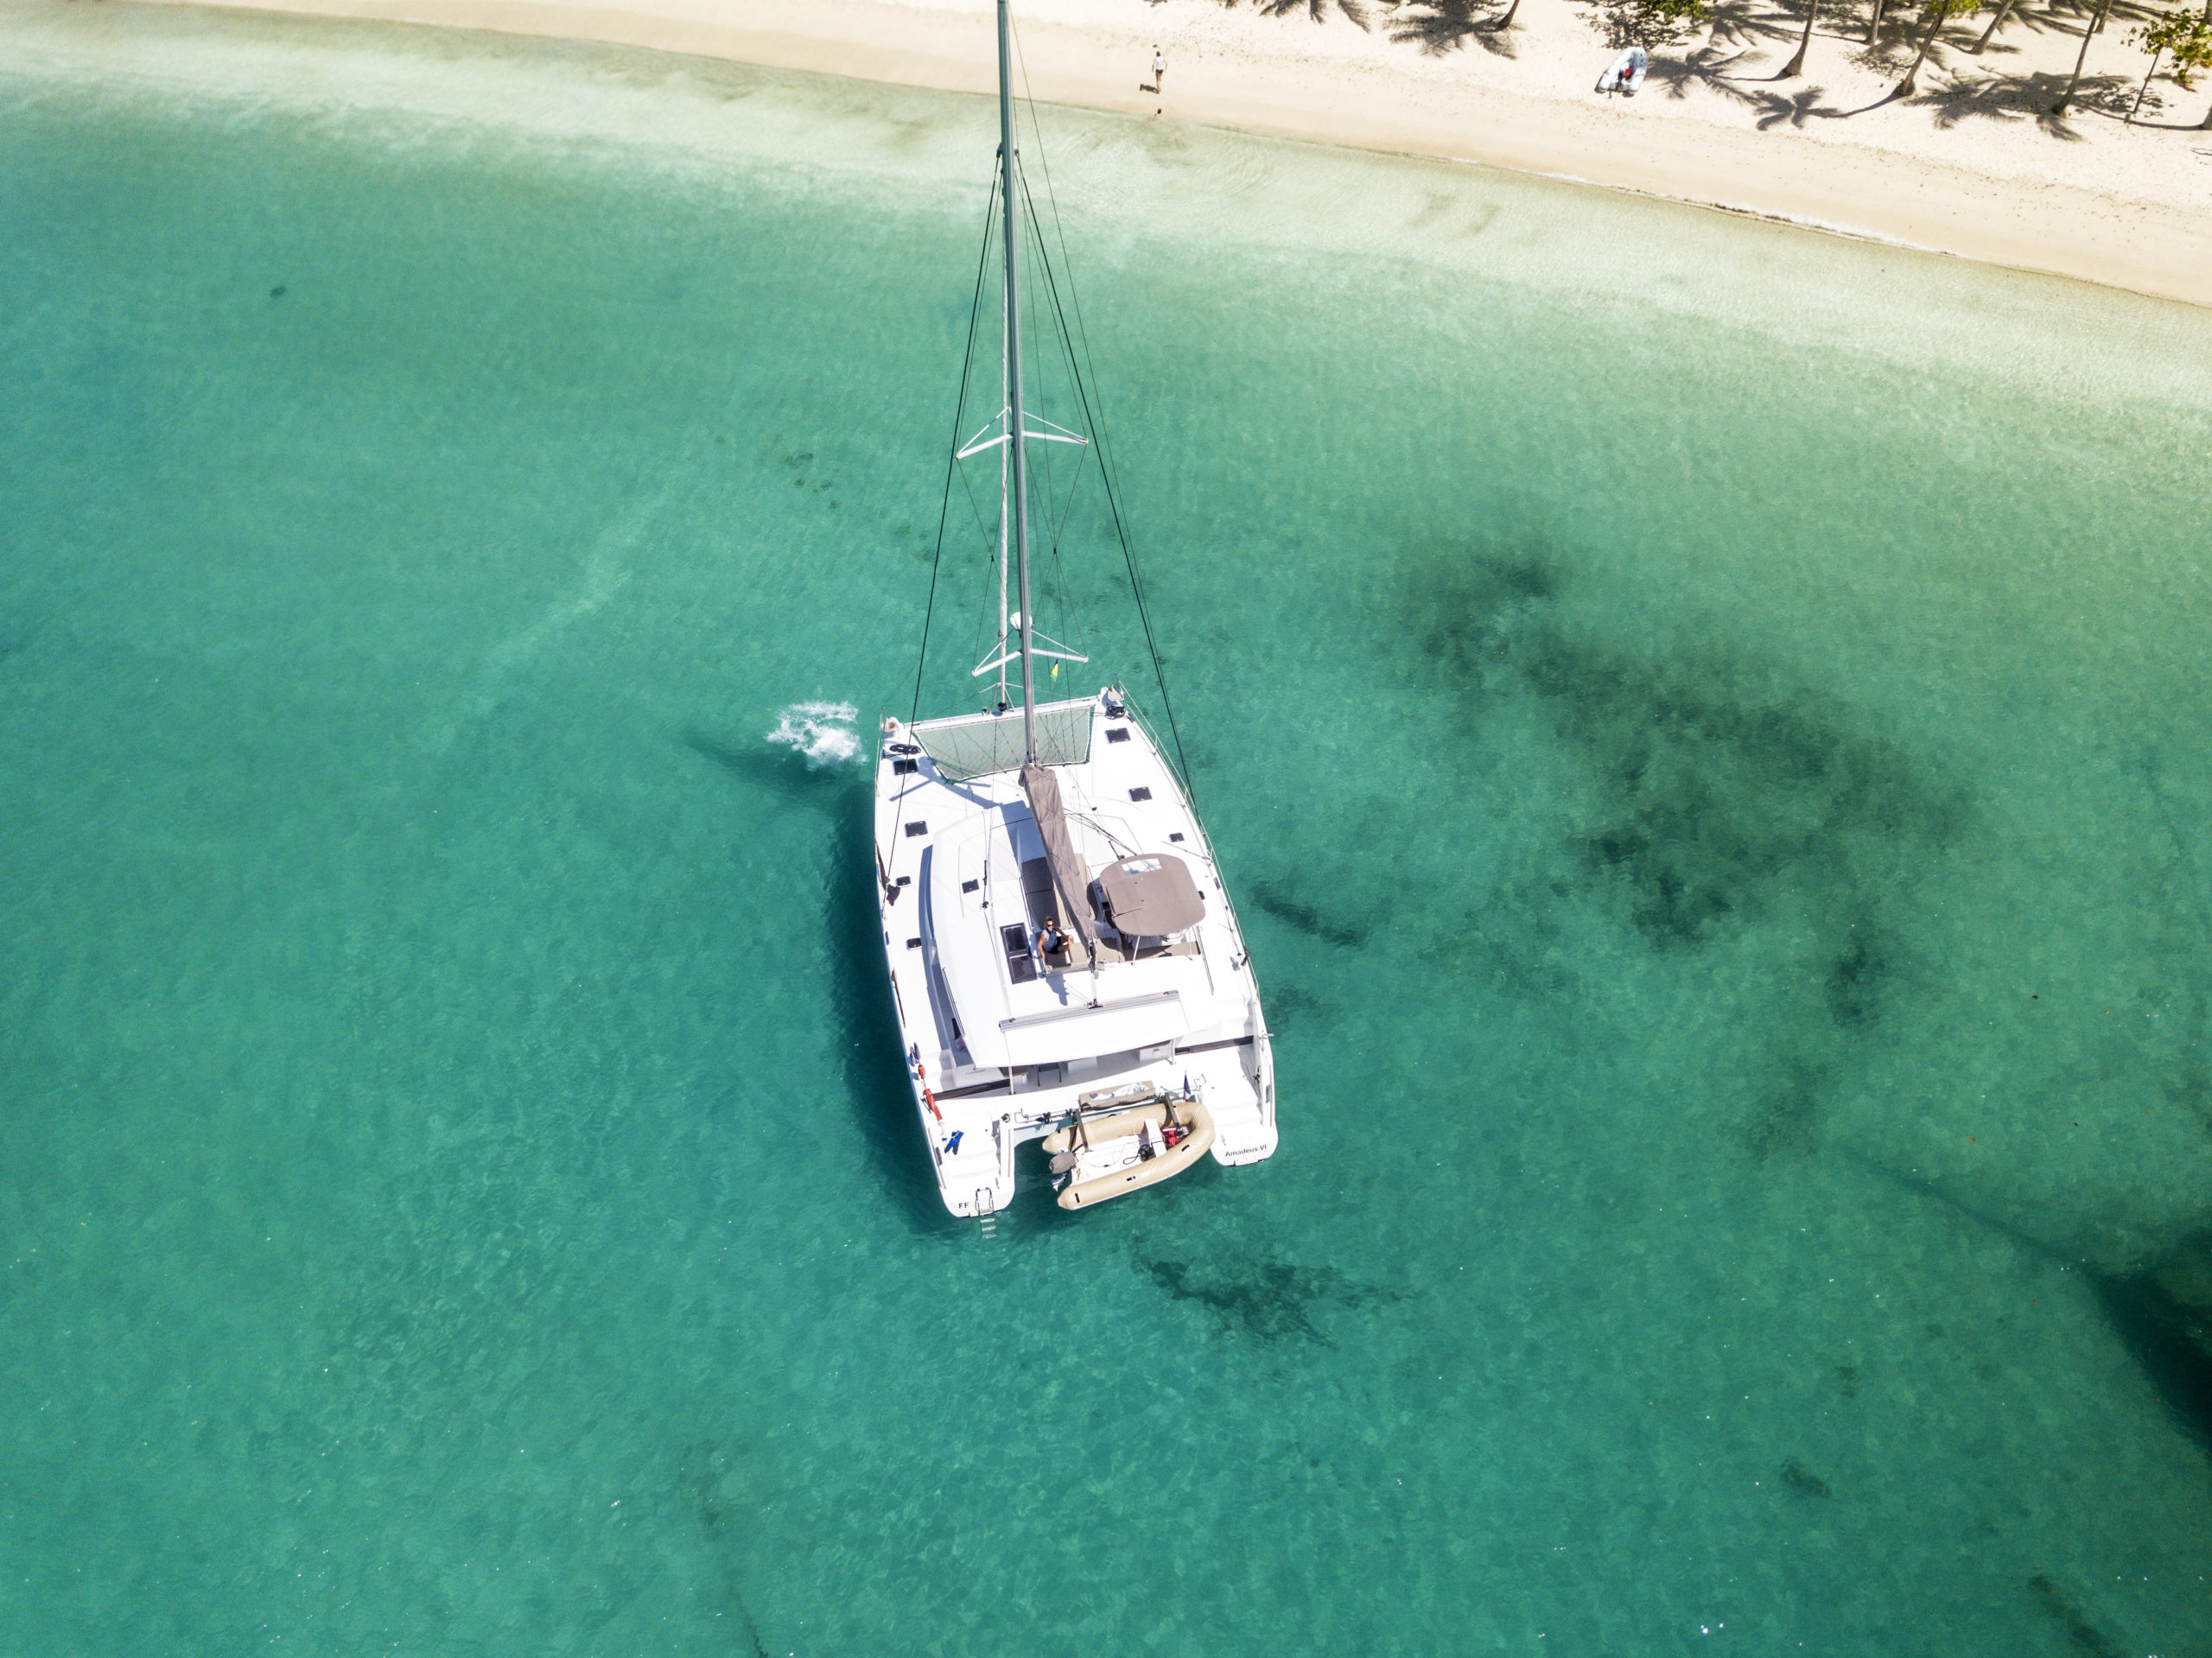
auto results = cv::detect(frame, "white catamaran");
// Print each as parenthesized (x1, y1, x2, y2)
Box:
(873, 1, 1278, 1220)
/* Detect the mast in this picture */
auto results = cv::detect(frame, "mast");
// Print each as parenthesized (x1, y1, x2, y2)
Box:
(997, 0, 1039, 765)
(995, 330, 1010, 714)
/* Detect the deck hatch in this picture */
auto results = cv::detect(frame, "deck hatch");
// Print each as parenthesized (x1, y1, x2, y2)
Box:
(1106, 727, 1131, 743)
(1001, 922, 1038, 986)
(905, 821, 928, 837)
(1128, 786, 1153, 802)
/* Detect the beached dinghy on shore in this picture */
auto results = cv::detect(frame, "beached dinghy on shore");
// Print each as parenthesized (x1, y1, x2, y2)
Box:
(872, 0, 1278, 1223)
(1598, 47, 1649, 94)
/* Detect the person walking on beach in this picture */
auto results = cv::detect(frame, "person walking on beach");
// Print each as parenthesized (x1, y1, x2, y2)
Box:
(1152, 45, 1166, 98)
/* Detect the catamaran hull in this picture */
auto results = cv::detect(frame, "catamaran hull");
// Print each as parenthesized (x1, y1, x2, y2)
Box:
(873, 690, 1278, 1218)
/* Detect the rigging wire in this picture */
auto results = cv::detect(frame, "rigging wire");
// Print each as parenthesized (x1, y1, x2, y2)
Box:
(1016, 195, 1092, 675)
(1025, 238, 1090, 677)
(1019, 204, 1064, 653)
(1010, 194, 1084, 641)
(1014, 163, 1196, 801)
(1009, 16, 1197, 799)
(912, 169, 1001, 724)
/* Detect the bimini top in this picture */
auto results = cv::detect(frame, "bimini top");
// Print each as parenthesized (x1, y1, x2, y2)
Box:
(1096, 853, 1205, 937)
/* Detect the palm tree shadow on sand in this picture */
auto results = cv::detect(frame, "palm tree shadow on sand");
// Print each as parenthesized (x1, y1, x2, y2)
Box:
(1910, 68, 2111, 133)
(1752, 83, 1851, 124)
(1654, 45, 1760, 97)
(1973, 0, 2105, 54)
(1654, 46, 1853, 116)
(1216, 0, 1379, 27)
(1643, 26, 1847, 108)
(1652, 41, 2104, 133)
(1704, 0, 1798, 51)
(1382, 0, 1523, 58)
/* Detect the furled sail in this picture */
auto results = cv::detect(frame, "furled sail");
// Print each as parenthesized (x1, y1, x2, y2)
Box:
(1020, 762, 1096, 963)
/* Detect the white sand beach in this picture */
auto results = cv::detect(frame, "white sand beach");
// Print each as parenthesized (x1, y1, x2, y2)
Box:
(130, 0, 2212, 302)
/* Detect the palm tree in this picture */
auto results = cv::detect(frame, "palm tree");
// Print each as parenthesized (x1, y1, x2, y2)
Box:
(1897, 0, 1981, 92)
(1783, 0, 1820, 73)
(2126, 10, 2185, 119)
(1866, 0, 1891, 44)
(2168, 0, 2212, 121)
(2138, 9, 2212, 116)
(2053, 0, 2113, 112)
(1968, 0, 2018, 53)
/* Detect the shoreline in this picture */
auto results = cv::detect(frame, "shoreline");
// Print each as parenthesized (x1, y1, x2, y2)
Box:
(134, 0, 2212, 307)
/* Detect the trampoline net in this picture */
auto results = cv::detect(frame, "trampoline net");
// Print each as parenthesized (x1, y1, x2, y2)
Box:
(916, 702, 1093, 782)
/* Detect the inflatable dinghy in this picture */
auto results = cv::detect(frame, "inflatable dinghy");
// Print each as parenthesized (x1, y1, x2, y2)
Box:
(1598, 47, 1649, 94)
(1043, 1085, 1216, 1210)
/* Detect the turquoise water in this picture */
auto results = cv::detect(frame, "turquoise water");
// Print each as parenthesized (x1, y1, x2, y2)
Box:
(4, 5, 2212, 1653)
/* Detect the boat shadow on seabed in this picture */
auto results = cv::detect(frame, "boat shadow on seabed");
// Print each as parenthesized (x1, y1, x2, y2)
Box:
(684, 723, 966, 1238)
(828, 794, 978, 1238)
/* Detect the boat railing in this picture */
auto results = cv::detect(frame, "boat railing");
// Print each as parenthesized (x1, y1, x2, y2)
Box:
(1255, 1030, 1275, 1128)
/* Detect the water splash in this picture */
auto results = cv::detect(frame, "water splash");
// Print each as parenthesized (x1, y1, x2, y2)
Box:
(766, 701, 861, 767)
